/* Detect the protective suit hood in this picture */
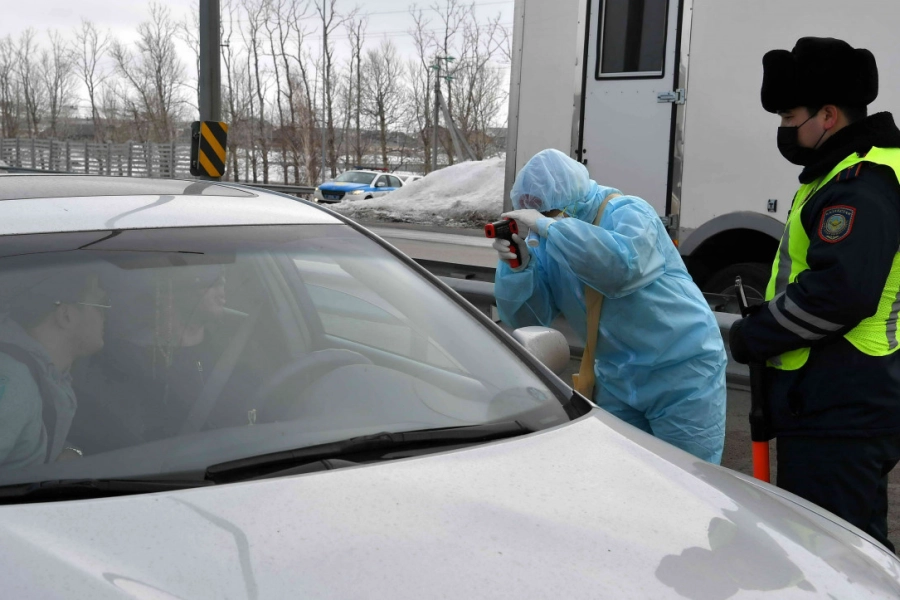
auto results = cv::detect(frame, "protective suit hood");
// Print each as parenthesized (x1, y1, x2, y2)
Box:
(510, 149, 620, 222)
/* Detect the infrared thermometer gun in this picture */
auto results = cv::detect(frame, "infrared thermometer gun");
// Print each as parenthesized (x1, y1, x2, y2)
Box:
(484, 218, 522, 268)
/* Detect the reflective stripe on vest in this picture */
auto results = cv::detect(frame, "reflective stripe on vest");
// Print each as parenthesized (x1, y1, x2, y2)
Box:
(765, 147, 900, 370)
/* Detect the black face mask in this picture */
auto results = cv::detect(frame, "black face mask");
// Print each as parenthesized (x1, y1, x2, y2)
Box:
(777, 114, 827, 166)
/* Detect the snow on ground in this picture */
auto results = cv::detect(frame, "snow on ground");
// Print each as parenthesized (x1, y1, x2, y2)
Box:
(330, 157, 504, 229)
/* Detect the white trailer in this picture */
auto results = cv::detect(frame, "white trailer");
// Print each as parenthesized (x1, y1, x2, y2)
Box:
(504, 0, 900, 306)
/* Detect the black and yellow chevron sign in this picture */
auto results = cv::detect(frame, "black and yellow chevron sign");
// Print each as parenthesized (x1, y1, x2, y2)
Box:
(190, 121, 229, 178)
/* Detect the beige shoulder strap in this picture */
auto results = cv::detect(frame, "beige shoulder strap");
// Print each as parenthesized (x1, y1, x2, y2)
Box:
(572, 193, 619, 398)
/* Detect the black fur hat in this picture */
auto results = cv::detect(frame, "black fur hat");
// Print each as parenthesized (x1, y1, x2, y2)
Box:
(761, 37, 878, 113)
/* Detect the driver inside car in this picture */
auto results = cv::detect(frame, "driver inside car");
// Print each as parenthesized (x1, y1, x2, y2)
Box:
(0, 266, 110, 468)
(70, 264, 259, 453)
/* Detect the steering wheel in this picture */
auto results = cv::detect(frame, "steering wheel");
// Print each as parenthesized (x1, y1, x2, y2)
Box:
(253, 349, 372, 420)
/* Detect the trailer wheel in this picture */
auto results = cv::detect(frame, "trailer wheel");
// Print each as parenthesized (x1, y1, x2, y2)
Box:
(702, 262, 770, 314)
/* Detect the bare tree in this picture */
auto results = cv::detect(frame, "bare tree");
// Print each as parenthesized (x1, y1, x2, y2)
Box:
(344, 15, 367, 167)
(97, 78, 127, 142)
(361, 39, 406, 170)
(431, 0, 471, 164)
(265, 0, 297, 183)
(241, 0, 272, 182)
(0, 36, 23, 138)
(408, 6, 437, 171)
(177, 8, 202, 115)
(266, 0, 311, 183)
(40, 30, 76, 138)
(221, 0, 247, 180)
(285, 1, 323, 183)
(452, 13, 508, 159)
(315, 0, 355, 177)
(17, 30, 46, 137)
(110, 3, 186, 142)
(74, 21, 110, 141)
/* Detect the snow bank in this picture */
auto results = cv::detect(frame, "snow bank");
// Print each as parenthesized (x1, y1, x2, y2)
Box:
(330, 157, 505, 228)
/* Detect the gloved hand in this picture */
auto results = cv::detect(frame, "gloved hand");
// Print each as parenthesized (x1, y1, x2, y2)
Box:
(729, 318, 752, 365)
(502, 209, 549, 237)
(492, 232, 530, 271)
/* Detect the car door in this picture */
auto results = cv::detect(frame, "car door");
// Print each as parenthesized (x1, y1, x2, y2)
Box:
(580, 0, 683, 216)
(372, 175, 389, 198)
(388, 176, 404, 191)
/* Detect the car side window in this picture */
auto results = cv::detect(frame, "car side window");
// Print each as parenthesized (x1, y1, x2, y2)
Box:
(388, 176, 403, 188)
(373, 176, 386, 188)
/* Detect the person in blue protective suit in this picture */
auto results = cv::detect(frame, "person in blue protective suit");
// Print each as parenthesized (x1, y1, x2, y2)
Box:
(494, 148, 727, 463)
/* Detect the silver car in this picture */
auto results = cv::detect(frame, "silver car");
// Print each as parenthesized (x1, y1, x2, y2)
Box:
(0, 174, 897, 598)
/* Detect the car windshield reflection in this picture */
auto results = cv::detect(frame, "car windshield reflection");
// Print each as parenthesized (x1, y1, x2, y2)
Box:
(0, 224, 568, 486)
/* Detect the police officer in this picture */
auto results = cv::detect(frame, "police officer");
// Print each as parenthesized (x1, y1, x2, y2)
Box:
(729, 37, 900, 551)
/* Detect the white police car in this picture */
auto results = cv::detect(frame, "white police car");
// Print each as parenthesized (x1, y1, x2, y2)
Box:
(0, 174, 897, 598)
(313, 170, 404, 203)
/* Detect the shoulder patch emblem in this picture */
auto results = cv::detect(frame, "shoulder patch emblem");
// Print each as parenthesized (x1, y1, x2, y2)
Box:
(818, 205, 856, 243)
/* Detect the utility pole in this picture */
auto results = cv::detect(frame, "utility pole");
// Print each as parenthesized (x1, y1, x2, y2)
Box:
(320, 0, 328, 182)
(199, 0, 221, 122)
(196, 0, 222, 181)
(430, 55, 454, 172)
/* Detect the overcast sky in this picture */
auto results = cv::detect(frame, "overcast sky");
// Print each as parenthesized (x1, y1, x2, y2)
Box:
(0, 1, 514, 66)
(2, 1, 514, 120)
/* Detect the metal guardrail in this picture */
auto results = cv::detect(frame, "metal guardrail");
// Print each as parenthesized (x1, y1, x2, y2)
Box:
(439, 276, 749, 387)
(241, 182, 316, 196)
(0, 165, 66, 174)
(0, 166, 319, 197)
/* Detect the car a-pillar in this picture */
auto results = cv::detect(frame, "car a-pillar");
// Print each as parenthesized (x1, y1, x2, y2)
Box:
(679, 214, 783, 314)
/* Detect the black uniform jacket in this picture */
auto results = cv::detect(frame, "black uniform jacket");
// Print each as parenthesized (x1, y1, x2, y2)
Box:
(732, 112, 900, 437)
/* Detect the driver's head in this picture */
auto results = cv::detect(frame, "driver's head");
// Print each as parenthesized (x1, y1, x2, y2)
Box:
(169, 265, 227, 326)
(6, 265, 110, 358)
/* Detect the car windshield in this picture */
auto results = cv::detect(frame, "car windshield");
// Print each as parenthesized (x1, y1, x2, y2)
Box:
(0, 224, 570, 486)
(334, 172, 376, 185)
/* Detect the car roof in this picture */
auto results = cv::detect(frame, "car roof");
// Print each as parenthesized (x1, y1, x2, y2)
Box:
(0, 174, 341, 235)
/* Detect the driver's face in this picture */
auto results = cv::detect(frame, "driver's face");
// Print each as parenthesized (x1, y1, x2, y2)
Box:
(199, 275, 226, 321)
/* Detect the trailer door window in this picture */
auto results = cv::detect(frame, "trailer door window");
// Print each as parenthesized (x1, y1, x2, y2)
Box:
(597, 0, 668, 78)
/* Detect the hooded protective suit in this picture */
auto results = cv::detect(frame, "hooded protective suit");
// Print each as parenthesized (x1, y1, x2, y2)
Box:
(496, 149, 726, 463)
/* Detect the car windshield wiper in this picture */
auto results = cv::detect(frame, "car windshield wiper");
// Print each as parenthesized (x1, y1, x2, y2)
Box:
(0, 478, 214, 505)
(206, 420, 531, 484)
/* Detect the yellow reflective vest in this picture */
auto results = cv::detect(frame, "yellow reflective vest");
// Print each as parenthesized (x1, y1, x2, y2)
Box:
(766, 147, 900, 370)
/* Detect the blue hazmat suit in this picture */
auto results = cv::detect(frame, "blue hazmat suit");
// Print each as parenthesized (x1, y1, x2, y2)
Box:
(496, 149, 727, 463)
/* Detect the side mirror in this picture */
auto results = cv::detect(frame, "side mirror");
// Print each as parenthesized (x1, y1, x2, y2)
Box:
(375, 181, 387, 188)
(512, 326, 570, 375)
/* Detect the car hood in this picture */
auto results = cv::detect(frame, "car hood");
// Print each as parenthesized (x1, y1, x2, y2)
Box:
(320, 182, 368, 191)
(0, 411, 898, 599)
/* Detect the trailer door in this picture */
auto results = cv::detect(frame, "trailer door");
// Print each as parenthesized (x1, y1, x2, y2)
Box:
(580, 0, 683, 216)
